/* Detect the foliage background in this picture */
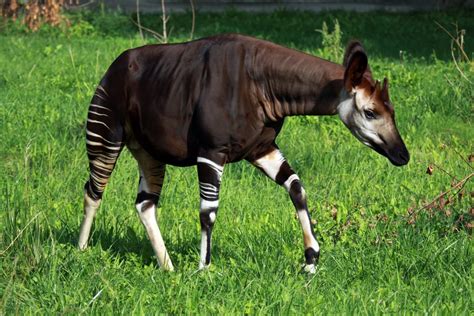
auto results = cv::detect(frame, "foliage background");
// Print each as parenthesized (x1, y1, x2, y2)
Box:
(1, 9, 473, 313)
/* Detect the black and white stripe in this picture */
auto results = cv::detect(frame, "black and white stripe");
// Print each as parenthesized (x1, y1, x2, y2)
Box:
(79, 85, 123, 250)
(84, 88, 123, 201)
(197, 156, 224, 268)
(253, 148, 320, 272)
(197, 157, 223, 205)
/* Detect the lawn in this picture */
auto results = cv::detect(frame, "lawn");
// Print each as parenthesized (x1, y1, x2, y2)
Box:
(1, 9, 473, 314)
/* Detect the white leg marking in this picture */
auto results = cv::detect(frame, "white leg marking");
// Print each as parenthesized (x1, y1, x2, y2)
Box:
(297, 209, 320, 252)
(88, 110, 109, 117)
(97, 85, 109, 96)
(197, 157, 224, 173)
(137, 202, 174, 271)
(86, 140, 122, 151)
(283, 174, 300, 191)
(200, 199, 219, 210)
(87, 119, 111, 131)
(199, 230, 208, 270)
(303, 263, 316, 274)
(196, 157, 224, 270)
(253, 149, 285, 181)
(89, 103, 111, 112)
(78, 192, 101, 250)
(138, 169, 151, 193)
(86, 130, 121, 145)
(209, 211, 216, 223)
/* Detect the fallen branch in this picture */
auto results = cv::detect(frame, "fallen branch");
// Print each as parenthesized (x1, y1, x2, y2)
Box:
(407, 172, 473, 219)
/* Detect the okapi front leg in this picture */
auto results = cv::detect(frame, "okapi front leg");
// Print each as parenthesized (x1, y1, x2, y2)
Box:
(252, 148, 320, 273)
(197, 155, 225, 269)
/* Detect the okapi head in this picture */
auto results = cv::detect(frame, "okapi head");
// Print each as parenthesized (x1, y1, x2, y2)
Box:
(338, 41, 410, 166)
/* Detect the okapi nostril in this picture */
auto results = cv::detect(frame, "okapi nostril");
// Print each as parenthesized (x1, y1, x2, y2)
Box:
(398, 151, 409, 163)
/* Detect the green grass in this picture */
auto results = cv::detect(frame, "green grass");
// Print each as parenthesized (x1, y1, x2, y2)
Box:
(1, 9, 473, 314)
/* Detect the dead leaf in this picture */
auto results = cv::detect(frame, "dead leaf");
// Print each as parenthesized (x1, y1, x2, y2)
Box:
(439, 196, 447, 209)
(330, 206, 337, 220)
(426, 165, 434, 175)
(468, 154, 474, 163)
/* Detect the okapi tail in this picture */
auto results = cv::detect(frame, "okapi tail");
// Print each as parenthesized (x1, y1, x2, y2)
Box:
(84, 83, 125, 201)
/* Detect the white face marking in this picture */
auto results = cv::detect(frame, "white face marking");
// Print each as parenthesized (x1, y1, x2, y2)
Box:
(337, 97, 354, 126)
(337, 90, 386, 147)
(253, 149, 285, 181)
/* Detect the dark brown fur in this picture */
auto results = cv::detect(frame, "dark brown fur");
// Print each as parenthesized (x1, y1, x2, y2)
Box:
(99, 34, 349, 166)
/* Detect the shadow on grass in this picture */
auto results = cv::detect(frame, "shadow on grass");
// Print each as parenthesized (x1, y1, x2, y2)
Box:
(52, 223, 203, 268)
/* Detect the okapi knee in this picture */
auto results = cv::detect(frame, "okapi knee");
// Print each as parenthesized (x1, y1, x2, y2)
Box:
(288, 180, 308, 211)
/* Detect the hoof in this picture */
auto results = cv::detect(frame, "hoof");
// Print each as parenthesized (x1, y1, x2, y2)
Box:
(302, 263, 316, 274)
(78, 242, 88, 251)
(198, 262, 210, 271)
(159, 260, 175, 272)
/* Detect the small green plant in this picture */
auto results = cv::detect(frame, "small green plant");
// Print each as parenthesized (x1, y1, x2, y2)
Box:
(316, 19, 343, 62)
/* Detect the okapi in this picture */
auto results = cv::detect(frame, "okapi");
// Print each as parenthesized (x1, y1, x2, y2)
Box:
(78, 34, 409, 273)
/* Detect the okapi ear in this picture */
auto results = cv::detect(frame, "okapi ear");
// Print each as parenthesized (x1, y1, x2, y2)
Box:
(343, 40, 365, 67)
(381, 77, 389, 100)
(343, 50, 368, 92)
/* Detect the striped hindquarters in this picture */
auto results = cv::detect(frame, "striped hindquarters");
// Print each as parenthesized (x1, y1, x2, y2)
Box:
(84, 85, 124, 201)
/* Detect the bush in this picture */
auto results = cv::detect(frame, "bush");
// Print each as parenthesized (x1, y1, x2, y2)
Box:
(1, 0, 66, 31)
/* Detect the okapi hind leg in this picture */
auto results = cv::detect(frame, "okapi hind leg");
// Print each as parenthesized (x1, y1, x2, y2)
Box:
(252, 147, 320, 274)
(78, 86, 124, 250)
(132, 149, 174, 271)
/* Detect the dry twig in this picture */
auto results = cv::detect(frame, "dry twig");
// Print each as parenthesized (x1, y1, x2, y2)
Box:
(407, 172, 473, 219)
(435, 21, 472, 83)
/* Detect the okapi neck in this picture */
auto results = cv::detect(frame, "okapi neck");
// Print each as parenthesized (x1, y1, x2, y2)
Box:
(252, 48, 345, 119)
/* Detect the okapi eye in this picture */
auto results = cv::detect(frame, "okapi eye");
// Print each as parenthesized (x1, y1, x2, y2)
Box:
(364, 110, 376, 120)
